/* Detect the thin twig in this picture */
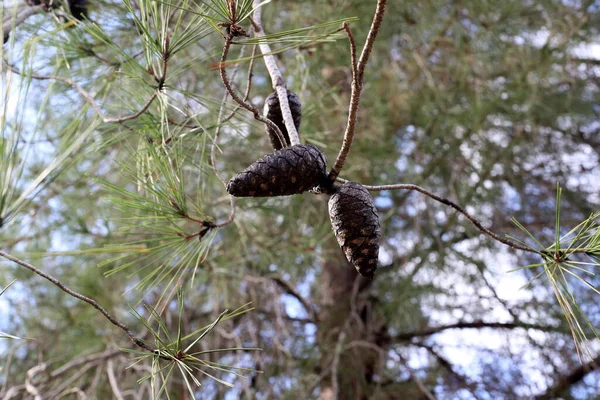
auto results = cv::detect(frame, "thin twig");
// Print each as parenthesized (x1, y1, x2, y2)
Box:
(269, 276, 319, 322)
(211, 42, 252, 229)
(7, 65, 158, 124)
(331, 328, 346, 400)
(219, 35, 287, 148)
(0, 251, 158, 355)
(344, 179, 537, 253)
(107, 359, 125, 400)
(328, 0, 388, 181)
(342, 22, 357, 77)
(220, 44, 258, 126)
(251, 0, 301, 146)
(50, 349, 122, 379)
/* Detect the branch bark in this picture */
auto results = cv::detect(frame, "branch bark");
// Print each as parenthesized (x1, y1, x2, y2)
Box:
(219, 35, 287, 148)
(328, 0, 388, 181)
(343, 179, 538, 254)
(534, 356, 600, 399)
(252, 0, 300, 147)
(392, 321, 562, 341)
(0, 250, 158, 355)
(2, 5, 45, 44)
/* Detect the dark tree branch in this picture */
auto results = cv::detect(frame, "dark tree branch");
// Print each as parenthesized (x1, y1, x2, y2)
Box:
(417, 343, 472, 389)
(535, 356, 600, 399)
(241, 273, 318, 322)
(270, 276, 319, 323)
(392, 321, 562, 341)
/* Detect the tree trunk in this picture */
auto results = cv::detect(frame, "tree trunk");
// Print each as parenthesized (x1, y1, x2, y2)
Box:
(318, 252, 389, 400)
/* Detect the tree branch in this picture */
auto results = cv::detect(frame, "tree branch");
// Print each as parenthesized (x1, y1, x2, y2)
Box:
(392, 321, 562, 341)
(417, 343, 472, 389)
(0, 250, 158, 355)
(535, 356, 600, 399)
(251, 0, 300, 146)
(7, 64, 158, 124)
(328, 0, 388, 181)
(345, 179, 538, 254)
(270, 276, 319, 323)
(2, 5, 45, 44)
(219, 35, 287, 148)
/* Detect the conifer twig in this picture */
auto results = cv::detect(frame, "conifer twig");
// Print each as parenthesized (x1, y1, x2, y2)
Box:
(362, 181, 595, 256)
(343, 179, 537, 253)
(342, 22, 358, 77)
(328, 0, 388, 181)
(251, 0, 301, 147)
(211, 43, 255, 229)
(7, 64, 158, 124)
(219, 35, 287, 148)
(0, 250, 159, 355)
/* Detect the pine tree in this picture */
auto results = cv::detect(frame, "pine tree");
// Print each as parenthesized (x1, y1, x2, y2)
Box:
(1, 1, 599, 398)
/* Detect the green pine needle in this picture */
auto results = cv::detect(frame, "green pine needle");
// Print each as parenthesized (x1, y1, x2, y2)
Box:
(125, 292, 259, 394)
(510, 184, 600, 362)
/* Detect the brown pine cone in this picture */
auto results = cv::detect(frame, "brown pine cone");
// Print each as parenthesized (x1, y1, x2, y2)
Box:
(263, 90, 302, 150)
(328, 182, 381, 278)
(227, 144, 327, 197)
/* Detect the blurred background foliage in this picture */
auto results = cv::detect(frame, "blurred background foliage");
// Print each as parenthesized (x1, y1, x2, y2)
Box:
(1, 0, 599, 398)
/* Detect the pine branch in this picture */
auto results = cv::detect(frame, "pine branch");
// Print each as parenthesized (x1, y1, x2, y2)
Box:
(7, 64, 158, 124)
(251, 0, 300, 147)
(0, 250, 159, 355)
(328, 0, 388, 181)
(219, 35, 287, 147)
(347, 179, 538, 254)
(2, 5, 44, 44)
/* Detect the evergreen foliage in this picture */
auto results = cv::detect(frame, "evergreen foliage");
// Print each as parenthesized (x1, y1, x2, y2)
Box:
(1, 0, 599, 398)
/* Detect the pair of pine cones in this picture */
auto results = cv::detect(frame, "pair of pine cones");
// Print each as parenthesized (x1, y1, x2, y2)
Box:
(227, 90, 381, 278)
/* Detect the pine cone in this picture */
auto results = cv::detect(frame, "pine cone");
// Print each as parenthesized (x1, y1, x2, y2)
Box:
(227, 144, 327, 197)
(328, 182, 381, 278)
(263, 91, 302, 150)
